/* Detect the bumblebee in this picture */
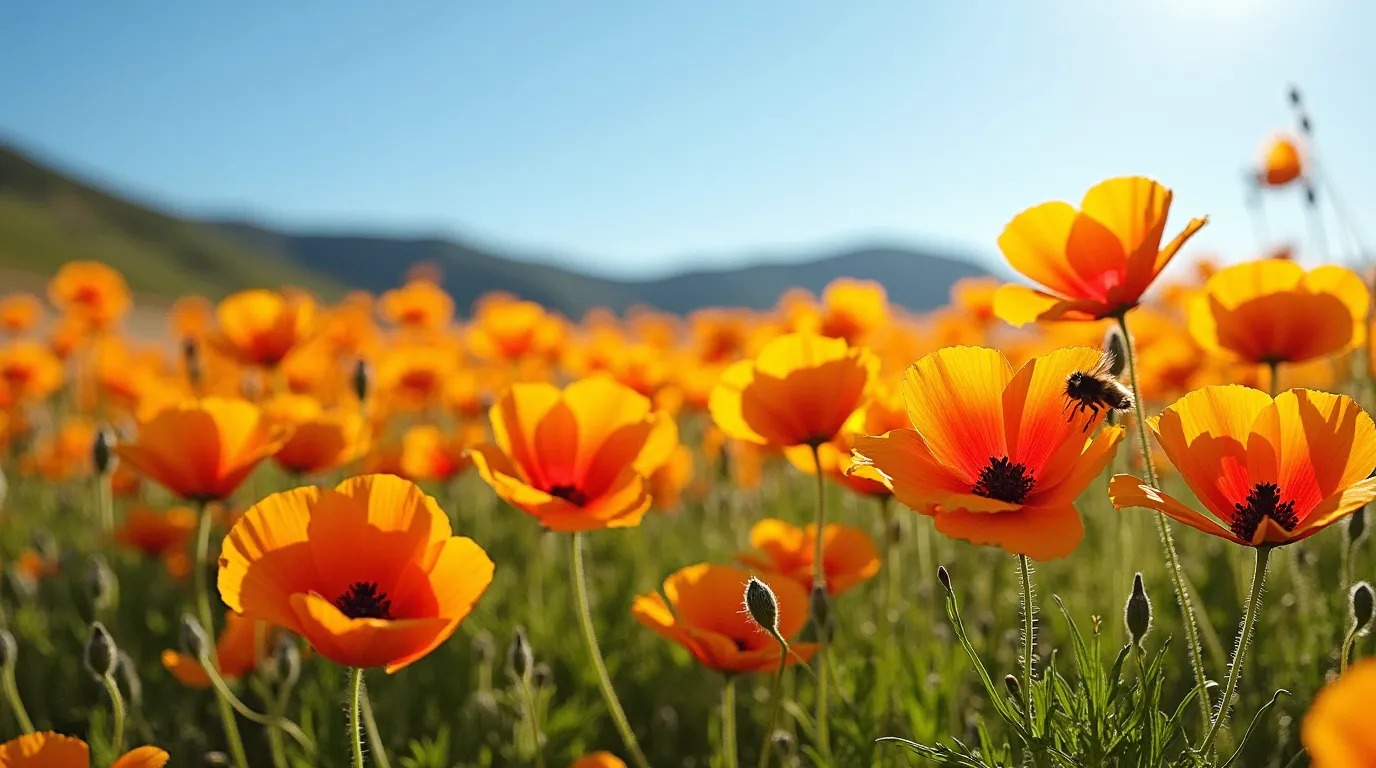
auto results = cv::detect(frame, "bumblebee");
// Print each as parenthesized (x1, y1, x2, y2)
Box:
(1063, 353, 1133, 431)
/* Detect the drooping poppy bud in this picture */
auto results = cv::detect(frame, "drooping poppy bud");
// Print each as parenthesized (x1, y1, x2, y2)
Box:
(1351, 582, 1375, 637)
(85, 622, 118, 678)
(744, 576, 780, 636)
(1124, 573, 1153, 648)
(92, 426, 117, 476)
(508, 626, 533, 684)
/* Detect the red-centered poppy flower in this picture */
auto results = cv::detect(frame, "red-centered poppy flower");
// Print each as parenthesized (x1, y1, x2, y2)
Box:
(161, 611, 267, 687)
(379, 280, 454, 332)
(265, 395, 369, 476)
(0, 732, 167, 767)
(0, 341, 65, 403)
(1302, 658, 1376, 767)
(169, 295, 214, 342)
(1188, 259, 1369, 366)
(736, 518, 880, 596)
(210, 290, 315, 368)
(468, 376, 678, 531)
(569, 752, 627, 768)
(399, 423, 486, 482)
(1259, 135, 1304, 187)
(113, 506, 198, 579)
(1109, 386, 1376, 547)
(48, 262, 132, 331)
(0, 294, 44, 336)
(851, 346, 1125, 560)
(631, 564, 817, 673)
(993, 176, 1208, 326)
(817, 278, 888, 345)
(117, 398, 291, 504)
(710, 332, 878, 448)
(784, 383, 908, 497)
(217, 474, 494, 672)
(649, 444, 695, 512)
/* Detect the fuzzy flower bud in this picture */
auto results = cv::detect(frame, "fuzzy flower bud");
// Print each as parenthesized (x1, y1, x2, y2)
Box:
(1102, 327, 1128, 378)
(1004, 673, 1022, 703)
(508, 626, 533, 684)
(85, 554, 117, 612)
(352, 359, 371, 404)
(182, 337, 202, 389)
(92, 426, 117, 476)
(1352, 581, 1375, 636)
(809, 584, 831, 636)
(744, 576, 780, 636)
(1125, 573, 1153, 648)
(85, 622, 118, 678)
(937, 565, 952, 592)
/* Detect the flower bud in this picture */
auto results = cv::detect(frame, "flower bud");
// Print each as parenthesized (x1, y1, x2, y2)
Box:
(92, 426, 117, 476)
(744, 577, 780, 636)
(1102, 327, 1128, 378)
(0, 629, 16, 669)
(532, 662, 552, 690)
(937, 565, 952, 592)
(508, 626, 533, 684)
(771, 730, 796, 760)
(85, 554, 117, 612)
(1351, 581, 1375, 636)
(1124, 573, 1152, 648)
(85, 622, 118, 678)
(472, 630, 495, 664)
(180, 614, 212, 662)
(183, 337, 202, 390)
(1349, 506, 1367, 547)
(1004, 673, 1022, 703)
(352, 359, 371, 404)
(809, 584, 831, 636)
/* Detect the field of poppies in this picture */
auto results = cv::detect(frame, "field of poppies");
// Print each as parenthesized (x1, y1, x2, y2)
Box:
(0, 134, 1373, 767)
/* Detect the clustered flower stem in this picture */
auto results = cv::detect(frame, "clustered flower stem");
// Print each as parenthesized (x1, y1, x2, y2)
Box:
(721, 675, 739, 768)
(1197, 545, 1273, 756)
(757, 637, 790, 768)
(98, 670, 126, 756)
(1115, 312, 1212, 733)
(571, 532, 650, 768)
(195, 644, 316, 754)
(349, 667, 365, 768)
(360, 680, 392, 768)
(809, 444, 831, 758)
(1017, 554, 1037, 741)
(193, 501, 251, 768)
(1, 664, 33, 734)
(518, 675, 545, 768)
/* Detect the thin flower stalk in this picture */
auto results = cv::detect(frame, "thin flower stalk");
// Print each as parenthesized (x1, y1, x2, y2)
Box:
(1198, 546, 1273, 756)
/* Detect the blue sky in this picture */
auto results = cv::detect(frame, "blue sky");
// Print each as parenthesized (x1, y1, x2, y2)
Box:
(2, 1, 1371, 279)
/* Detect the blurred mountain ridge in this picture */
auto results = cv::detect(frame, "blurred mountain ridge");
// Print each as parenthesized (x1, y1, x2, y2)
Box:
(0, 142, 987, 315)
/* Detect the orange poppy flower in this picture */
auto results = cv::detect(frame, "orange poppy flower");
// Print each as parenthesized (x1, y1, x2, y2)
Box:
(631, 564, 816, 673)
(467, 293, 563, 363)
(27, 416, 95, 482)
(399, 423, 486, 482)
(114, 506, 197, 579)
(169, 295, 214, 341)
(318, 302, 380, 360)
(851, 346, 1125, 560)
(0, 294, 44, 336)
(210, 289, 315, 368)
(710, 332, 878, 448)
(737, 519, 880, 596)
(569, 752, 627, 768)
(15, 548, 57, 582)
(784, 384, 908, 497)
(468, 376, 678, 531)
(379, 280, 454, 332)
(48, 261, 132, 330)
(993, 176, 1208, 326)
(0, 733, 167, 767)
(649, 444, 695, 512)
(161, 611, 266, 687)
(950, 277, 1001, 326)
(1188, 259, 1368, 366)
(0, 341, 65, 402)
(1302, 658, 1376, 767)
(690, 308, 750, 364)
(1109, 386, 1376, 547)
(1260, 135, 1304, 187)
(265, 395, 368, 476)
(376, 343, 459, 412)
(118, 397, 291, 503)
(217, 474, 494, 672)
(818, 278, 888, 345)
(443, 369, 488, 419)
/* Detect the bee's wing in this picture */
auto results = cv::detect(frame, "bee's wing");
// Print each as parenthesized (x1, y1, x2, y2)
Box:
(1088, 352, 1117, 378)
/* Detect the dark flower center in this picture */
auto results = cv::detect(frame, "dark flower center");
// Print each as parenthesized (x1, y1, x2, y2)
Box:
(548, 484, 590, 507)
(972, 456, 1035, 504)
(733, 638, 749, 652)
(1230, 482, 1298, 542)
(335, 581, 394, 620)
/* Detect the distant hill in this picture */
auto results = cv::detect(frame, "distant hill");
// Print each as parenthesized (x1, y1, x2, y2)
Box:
(0, 144, 344, 299)
(0, 142, 988, 315)
(211, 223, 988, 316)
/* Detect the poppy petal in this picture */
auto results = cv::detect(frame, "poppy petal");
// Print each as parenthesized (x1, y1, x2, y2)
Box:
(391, 536, 494, 622)
(289, 592, 459, 672)
(1153, 385, 1272, 521)
(1003, 346, 1107, 481)
(1294, 476, 1376, 540)
(217, 486, 319, 633)
(111, 746, 172, 768)
(903, 347, 1011, 482)
(851, 430, 979, 514)
(1152, 215, 1208, 276)
(1078, 176, 1170, 295)
(1248, 390, 1376, 520)
(1107, 474, 1245, 545)
(817, 525, 882, 596)
(932, 503, 1083, 561)
(1030, 425, 1125, 507)
(490, 383, 563, 489)
(993, 284, 1073, 327)
(998, 202, 1098, 300)
(708, 360, 771, 444)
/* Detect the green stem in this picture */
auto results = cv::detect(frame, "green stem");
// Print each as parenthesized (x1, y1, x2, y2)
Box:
(1268, 361, 1282, 398)
(197, 648, 315, 753)
(1017, 555, 1036, 739)
(571, 533, 650, 768)
(1341, 624, 1359, 674)
(1116, 312, 1211, 733)
(2, 665, 33, 734)
(519, 677, 545, 768)
(757, 640, 789, 768)
(193, 502, 251, 768)
(349, 668, 365, 768)
(360, 679, 392, 768)
(100, 673, 125, 755)
(97, 472, 114, 534)
(722, 676, 739, 768)
(809, 444, 830, 757)
(1197, 546, 1272, 756)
